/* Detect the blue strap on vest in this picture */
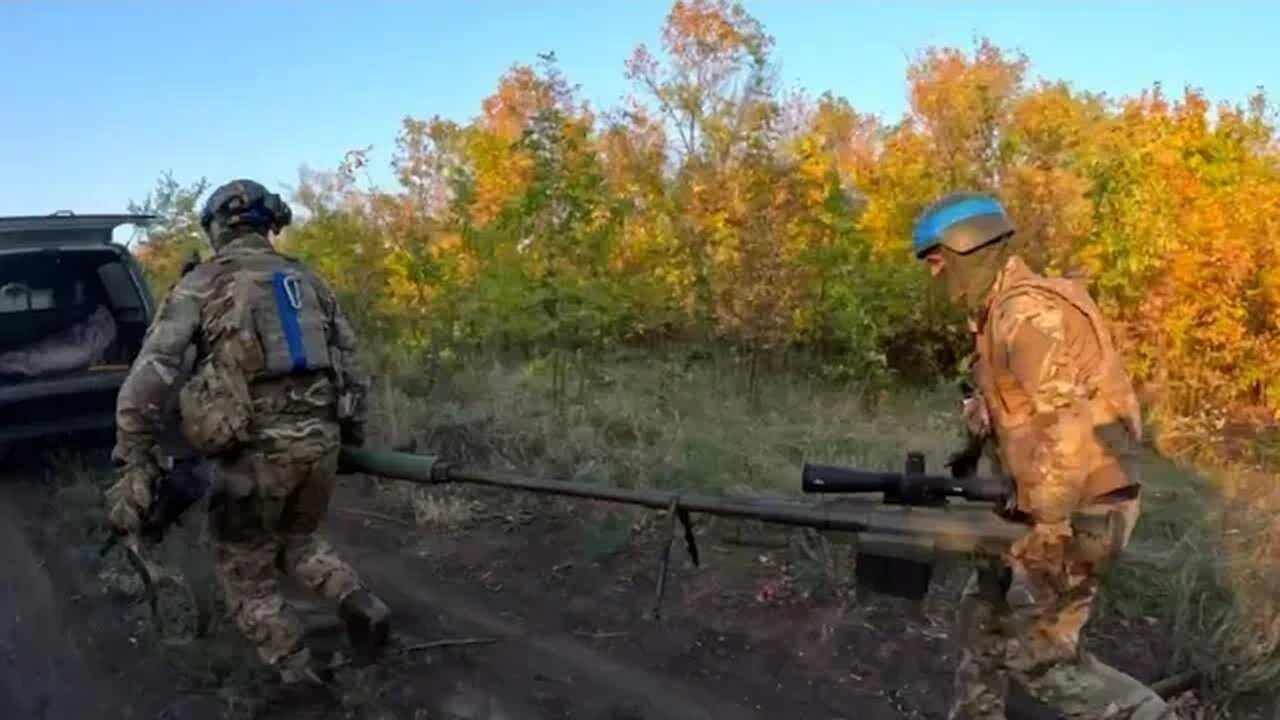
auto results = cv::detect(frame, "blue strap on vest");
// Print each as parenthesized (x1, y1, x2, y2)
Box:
(271, 270, 308, 372)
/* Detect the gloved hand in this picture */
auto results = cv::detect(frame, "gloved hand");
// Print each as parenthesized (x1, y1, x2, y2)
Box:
(104, 451, 159, 540)
(106, 493, 143, 538)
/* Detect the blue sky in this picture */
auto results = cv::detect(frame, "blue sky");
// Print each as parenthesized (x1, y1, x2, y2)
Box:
(1, 1, 1275, 234)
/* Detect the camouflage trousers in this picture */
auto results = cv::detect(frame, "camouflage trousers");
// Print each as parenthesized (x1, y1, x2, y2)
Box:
(949, 497, 1180, 720)
(208, 440, 363, 684)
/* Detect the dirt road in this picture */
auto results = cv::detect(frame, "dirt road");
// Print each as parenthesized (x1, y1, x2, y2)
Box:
(0, 446, 1178, 719)
(0, 468, 228, 720)
(0, 493, 105, 720)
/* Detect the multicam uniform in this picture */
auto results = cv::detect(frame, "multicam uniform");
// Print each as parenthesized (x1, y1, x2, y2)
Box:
(107, 181, 385, 685)
(951, 254, 1177, 720)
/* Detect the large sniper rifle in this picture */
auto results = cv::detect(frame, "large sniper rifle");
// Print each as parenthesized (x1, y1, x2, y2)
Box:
(338, 447, 1027, 608)
(102, 445, 1019, 621)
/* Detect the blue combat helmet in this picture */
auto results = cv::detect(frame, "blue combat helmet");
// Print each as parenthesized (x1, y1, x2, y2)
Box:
(912, 192, 1014, 259)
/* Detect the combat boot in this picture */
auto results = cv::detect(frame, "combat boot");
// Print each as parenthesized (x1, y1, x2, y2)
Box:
(266, 645, 339, 716)
(338, 588, 391, 663)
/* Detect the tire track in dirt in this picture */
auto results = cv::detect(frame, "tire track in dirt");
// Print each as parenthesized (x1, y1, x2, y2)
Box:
(337, 533, 772, 720)
(0, 459, 225, 720)
(0, 486, 113, 720)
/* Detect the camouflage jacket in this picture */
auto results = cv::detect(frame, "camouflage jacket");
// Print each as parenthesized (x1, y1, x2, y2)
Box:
(114, 233, 370, 478)
(971, 256, 1143, 524)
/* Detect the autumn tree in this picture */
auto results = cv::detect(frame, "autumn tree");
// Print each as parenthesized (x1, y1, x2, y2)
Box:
(625, 0, 781, 336)
(140, 1, 1280, 429)
(126, 172, 210, 296)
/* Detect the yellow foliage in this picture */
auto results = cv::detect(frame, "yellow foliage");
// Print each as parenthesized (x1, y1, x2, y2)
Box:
(231, 4, 1280, 429)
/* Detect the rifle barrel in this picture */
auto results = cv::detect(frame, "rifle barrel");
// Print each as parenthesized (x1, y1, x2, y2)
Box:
(338, 447, 1025, 552)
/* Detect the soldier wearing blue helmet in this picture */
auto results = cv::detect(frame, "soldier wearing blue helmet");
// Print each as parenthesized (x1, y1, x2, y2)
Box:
(915, 193, 1181, 719)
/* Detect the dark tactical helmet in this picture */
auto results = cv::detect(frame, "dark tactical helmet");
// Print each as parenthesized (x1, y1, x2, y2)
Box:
(912, 192, 1014, 259)
(199, 178, 293, 238)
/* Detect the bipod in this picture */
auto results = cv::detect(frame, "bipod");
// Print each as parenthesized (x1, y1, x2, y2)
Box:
(648, 494, 700, 620)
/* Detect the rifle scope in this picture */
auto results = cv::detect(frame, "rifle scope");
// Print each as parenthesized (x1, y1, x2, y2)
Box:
(801, 452, 1009, 505)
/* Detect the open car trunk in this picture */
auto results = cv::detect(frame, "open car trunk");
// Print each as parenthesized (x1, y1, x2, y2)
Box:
(0, 213, 155, 444)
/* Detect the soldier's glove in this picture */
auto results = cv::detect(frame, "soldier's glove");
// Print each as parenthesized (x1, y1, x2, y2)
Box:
(105, 451, 160, 540)
(106, 494, 143, 539)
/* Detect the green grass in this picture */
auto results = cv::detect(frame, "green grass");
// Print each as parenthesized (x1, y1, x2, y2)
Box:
(368, 350, 1280, 711)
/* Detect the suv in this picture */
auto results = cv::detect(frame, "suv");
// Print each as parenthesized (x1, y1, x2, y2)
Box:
(0, 212, 156, 447)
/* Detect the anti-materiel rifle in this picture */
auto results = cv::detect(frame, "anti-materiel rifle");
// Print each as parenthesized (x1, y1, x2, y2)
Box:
(338, 447, 1026, 612)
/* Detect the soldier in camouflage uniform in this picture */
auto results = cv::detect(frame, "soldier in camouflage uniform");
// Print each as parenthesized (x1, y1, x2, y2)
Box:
(913, 193, 1181, 719)
(106, 179, 390, 687)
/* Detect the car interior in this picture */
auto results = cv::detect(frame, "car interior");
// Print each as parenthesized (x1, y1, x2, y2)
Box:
(0, 248, 148, 377)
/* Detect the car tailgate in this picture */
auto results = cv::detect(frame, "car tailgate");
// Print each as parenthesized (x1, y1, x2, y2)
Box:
(0, 367, 129, 405)
(0, 367, 129, 444)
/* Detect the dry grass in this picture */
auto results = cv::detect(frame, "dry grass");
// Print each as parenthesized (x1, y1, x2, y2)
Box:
(1199, 466, 1280, 695)
(366, 351, 1280, 711)
(368, 352, 964, 497)
(1094, 437, 1280, 714)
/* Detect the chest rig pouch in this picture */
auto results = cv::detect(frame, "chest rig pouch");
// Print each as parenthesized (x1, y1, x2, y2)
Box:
(179, 253, 334, 454)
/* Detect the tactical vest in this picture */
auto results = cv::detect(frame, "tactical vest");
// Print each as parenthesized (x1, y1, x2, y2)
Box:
(179, 249, 335, 453)
(973, 265, 1143, 511)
